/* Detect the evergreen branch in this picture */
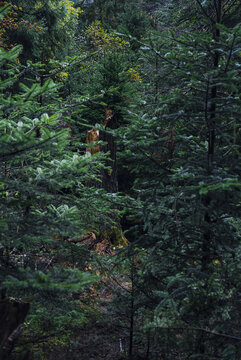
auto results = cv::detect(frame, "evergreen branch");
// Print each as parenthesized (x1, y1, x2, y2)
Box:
(18, 331, 67, 346)
(166, 35, 214, 54)
(17, 52, 100, 81)
(62, 95, 104, 109)
(115, 32, 175, 66)
(223, 0, 241, 16)
(154, 326, 241, 341)
(194, 0, 215, 24)
(224, 26, 239, 73)
(0, 132, 63, 160)
(138, 147, 173, 174)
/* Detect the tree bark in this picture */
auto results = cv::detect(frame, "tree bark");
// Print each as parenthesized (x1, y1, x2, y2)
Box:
(99, 108, 118, 193)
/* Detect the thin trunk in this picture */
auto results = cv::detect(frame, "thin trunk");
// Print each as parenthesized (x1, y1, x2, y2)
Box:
(200, 4, 221, 355)
(129, 264, 134, 360)
(155, 53, 158, 102)
(202, 4, 221, 272)
(129, 295, 134, 359)
(146, 332, 150, 359)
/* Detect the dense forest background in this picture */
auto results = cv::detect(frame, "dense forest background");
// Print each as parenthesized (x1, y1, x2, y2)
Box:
(0, 0, 241, 359)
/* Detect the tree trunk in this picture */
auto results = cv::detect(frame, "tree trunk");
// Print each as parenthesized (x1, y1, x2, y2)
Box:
(0, 299, 30, 360)
(128, 258, 136, 360)
(201, 2, 221, 272)
(99, 108, 118, 193)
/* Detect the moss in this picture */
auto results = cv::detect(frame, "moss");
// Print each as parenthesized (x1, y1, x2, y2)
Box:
(101, 226, 128, 248)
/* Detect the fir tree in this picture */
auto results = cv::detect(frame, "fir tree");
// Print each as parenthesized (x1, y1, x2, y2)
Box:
(0, 38, 113, 359)
(119, 0, 241, 358)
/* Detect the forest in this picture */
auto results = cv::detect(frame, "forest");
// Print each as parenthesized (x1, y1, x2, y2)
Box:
(0, 0, 241, 359)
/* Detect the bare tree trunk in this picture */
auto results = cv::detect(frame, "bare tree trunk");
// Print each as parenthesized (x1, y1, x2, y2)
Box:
(85, 108, 119, 193)
(99, 108, 118, 193)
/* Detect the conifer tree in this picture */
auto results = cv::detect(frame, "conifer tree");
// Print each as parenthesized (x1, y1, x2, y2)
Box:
(120, 1, 241, 358)
(0, 33, 113, 359)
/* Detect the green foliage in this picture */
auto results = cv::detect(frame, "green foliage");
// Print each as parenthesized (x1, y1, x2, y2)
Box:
(3, 0, 81, 60)
(1, 1, 241, 359)
(0, 43, 114, 359)
(115, 1, 241, 358)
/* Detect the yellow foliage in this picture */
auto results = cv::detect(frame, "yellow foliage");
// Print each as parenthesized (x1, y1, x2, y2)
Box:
(126, 66, 142, 83)
(0, 1, 22, 47)
(86, 20, 129, 52)
(34, 1, 43, 10)
(34, 0, 83, 27)
(59, 0, 83, 18)
(56, 71, 69, 81)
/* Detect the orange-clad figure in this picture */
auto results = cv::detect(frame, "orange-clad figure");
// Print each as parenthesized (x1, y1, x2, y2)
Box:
(86, 129, 100, 156)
